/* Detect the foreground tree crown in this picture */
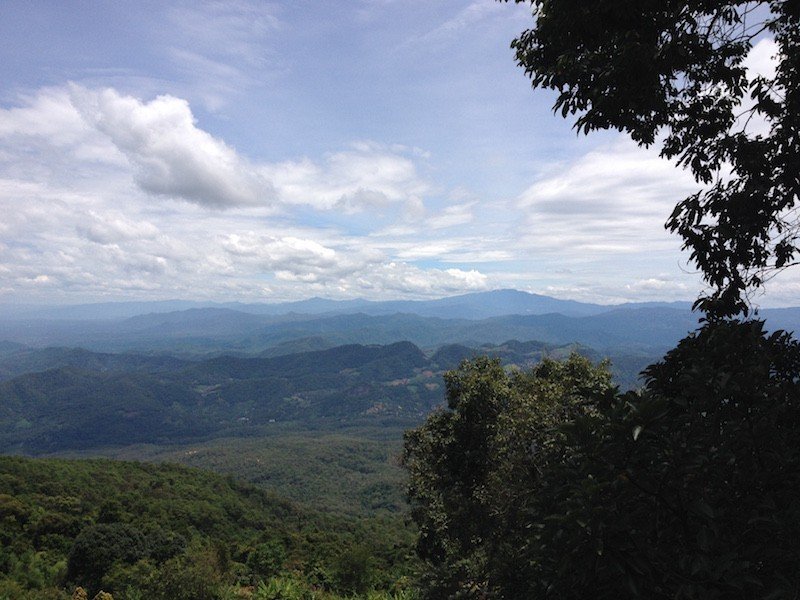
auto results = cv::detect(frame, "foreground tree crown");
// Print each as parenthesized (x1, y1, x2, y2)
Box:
(404, 327, 800, 598)
(509, 0, 800, 318)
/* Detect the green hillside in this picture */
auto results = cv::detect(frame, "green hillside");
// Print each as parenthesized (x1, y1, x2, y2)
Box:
(0, 456, 416, 599)
(0, 340, 653, 528)
(77, 428, 409, 515)
(0, 342, 442, 455)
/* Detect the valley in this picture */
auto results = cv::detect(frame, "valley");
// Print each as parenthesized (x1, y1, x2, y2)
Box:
(2, 290, 799, 598)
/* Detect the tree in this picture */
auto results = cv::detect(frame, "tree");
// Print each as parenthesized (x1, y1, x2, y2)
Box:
(246, 540, 287, 583)
(527, 321, 800, 599)
(402, 355, 616, 598)
(508, 0, 800, 318)
(404, 328, 800, 599)
(66, 523, 148, 594)
(143, 542, 222, 600)
(403, 3, 800, 598)
(332, 544, 375, 595)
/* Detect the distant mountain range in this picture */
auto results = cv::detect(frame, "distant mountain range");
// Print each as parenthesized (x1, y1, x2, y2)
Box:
(2, 288, 796, 497)
(1, 289, 798, 357)
(1, 289, 693, 321)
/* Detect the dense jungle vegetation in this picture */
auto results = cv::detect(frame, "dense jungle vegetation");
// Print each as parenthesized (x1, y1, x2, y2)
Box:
(0, 456, 417, 599)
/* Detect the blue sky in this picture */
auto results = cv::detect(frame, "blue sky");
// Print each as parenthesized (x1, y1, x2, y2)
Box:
(0, 1, 792, 306)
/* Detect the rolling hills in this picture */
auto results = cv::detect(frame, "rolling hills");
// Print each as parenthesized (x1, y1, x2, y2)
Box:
(3, 290, 797, 358)
(0, 337, 650, 456)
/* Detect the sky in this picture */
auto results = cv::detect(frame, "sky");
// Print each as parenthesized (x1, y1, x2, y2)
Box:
(0, 0, 794, 307)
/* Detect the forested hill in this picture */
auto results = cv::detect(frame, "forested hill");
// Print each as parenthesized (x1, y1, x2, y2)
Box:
(0, 338, 652, 455)
(0, 341, 430, 455)
(0, 346, 188, 381)
(0, 455, 416, 599)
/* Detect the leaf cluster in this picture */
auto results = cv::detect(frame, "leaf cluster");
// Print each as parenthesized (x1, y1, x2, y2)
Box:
(402, 354, 616, 598)
(509, 0, 800, 317)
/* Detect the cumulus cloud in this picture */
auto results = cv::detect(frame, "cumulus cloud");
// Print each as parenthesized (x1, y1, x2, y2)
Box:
(222, 233, 365, 282)
(216, 232, 487, 296)
(1, 85, 433, 216)
(623, 276, 693, 300)
(0, 81, 713, 306)
(0, 87, 88, 144)
(0, 87, 126, 177)
(0, 83, 504, 304)
(69, 86, 274, 208)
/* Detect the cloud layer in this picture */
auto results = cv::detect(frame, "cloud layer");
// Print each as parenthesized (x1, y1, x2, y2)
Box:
(4, 78, 795, 306)
(0, 84, 497, 302)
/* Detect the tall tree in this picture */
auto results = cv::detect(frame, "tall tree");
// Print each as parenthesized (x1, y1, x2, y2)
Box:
(402, 4, 800, 598)
(402, 355, 617, 598)
(509, 0, 800, 317)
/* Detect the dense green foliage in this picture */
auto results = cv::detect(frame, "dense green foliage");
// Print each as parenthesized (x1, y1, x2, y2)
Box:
(404, 323, 800, 598)
(510, 0, 800, 317)
(0, 456, 417, 599)
(411, 6, 800, 594)
(93, 428, 410, 515)
(403, 354, 616, 598)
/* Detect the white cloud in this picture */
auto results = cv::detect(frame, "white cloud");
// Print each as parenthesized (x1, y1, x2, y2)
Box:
(0, 84, 504, 304)
(76, 211, 161, 245)
(69, 86, 275, 208)
(260, 143, 429, 214)
(215, 232, 490, 297)
(164, 1, 284, 110)
(402, 1, 506, 48)
(425, 202, 475, 229)
(391, 238, 512, 263)
(353, 262, 488, 296)
(516, 139, 698, 256)
(732, 37, 780, 138)
(222, 233, 359, 282)
(0, 83, 719, 306)
(168, 1, 281, 66)
(433, 1, 505, 36)
(0, 86, 432, 215)
(0, 87, 88, 144)
(625, 276, 692, 295)
(744, 37, 779, 82)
